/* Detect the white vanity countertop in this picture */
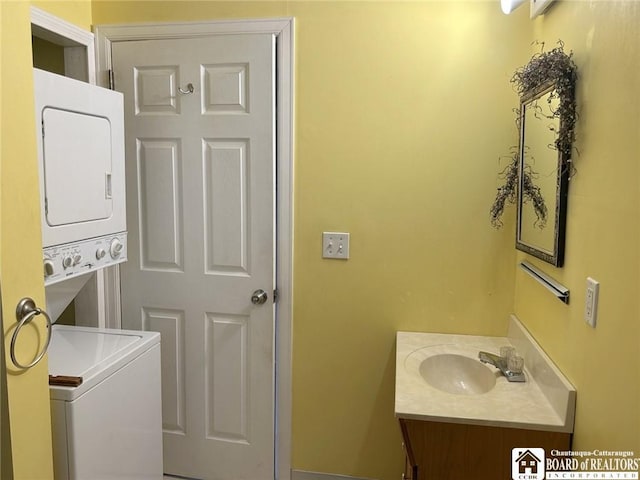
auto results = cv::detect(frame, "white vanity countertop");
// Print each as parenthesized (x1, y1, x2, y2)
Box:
(395, 316, 576, 433)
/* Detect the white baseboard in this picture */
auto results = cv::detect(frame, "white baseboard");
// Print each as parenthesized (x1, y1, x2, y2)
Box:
(291, 470, 377, 480)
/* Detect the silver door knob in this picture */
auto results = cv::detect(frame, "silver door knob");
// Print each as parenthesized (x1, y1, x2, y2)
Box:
(251, 289, 268, 305)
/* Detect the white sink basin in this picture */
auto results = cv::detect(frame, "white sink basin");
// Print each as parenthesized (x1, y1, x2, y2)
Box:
(419, 353, 496, 395)
(395, 316, 577, 433)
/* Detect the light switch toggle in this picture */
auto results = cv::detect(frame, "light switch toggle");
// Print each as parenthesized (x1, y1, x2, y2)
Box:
(322, 232, 350, 259)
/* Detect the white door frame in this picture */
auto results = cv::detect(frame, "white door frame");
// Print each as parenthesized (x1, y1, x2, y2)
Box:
(94, 18, 294, 480)
(31, 6, 96, 83)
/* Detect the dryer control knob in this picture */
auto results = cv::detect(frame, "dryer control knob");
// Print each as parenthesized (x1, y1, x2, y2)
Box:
(96, 248, 106, 260)
(44, 259, 55, 277)
(62, 256, 73, 269)
(110, 239, 124, 259)
(73, 254, 82, 266)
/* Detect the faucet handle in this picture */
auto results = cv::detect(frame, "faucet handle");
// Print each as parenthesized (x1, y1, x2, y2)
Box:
(507, 354, 524, 374)
(500, 346, 516, 359)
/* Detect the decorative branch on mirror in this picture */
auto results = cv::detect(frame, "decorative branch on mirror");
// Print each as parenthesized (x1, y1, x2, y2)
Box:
(490, 146, 547, 229)
(511, 41, 578, 166)
(491, 40, 577, 267)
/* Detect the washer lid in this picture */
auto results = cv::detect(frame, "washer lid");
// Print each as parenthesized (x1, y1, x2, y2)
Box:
(48, 325, 160, 401)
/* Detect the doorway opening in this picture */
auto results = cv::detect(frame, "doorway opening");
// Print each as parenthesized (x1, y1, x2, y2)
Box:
(95, 18, 294, 480)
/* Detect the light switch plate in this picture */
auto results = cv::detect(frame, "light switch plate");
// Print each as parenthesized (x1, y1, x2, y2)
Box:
(322, 232, 350, 259)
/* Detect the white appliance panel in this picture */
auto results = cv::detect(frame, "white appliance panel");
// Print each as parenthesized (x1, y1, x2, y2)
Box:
(43, 233, 127, 287)
(49, 325, 155, 401)
(50, 401, 70, 480)
(42, 108, 113, 226)
(66, 346, 162, 480)
(49, 326, 163, 479)
(34, 68, 126, 249)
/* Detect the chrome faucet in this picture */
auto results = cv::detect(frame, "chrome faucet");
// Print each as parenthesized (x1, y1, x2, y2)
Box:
(478, 351, 526, 383)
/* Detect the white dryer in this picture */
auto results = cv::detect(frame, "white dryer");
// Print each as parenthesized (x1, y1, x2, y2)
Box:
(34, 68, 127, 285)
(33, 68, 129, 321)
(48, 325, 163, 480)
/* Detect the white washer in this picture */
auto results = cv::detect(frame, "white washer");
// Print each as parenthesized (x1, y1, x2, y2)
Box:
(48, 325, 163, 480)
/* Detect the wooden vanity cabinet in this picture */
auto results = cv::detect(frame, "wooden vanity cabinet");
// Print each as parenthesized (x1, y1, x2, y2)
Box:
(399, 418, 571, 480)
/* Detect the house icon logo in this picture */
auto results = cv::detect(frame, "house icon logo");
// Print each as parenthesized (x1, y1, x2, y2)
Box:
(512, 448, 545, 480)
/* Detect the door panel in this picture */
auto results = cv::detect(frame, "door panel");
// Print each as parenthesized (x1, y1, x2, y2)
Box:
(113, 34, 275, 480)
(142, 307, 186, 435)
(203, 139, 250, 274)
(137, 139, 183, 271)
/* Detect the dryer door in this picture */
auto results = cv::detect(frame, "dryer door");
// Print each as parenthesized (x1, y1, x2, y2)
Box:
(42, 108, 113, 226)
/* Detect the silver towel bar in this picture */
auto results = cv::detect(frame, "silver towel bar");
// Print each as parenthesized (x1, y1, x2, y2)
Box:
(520, 261, 570, 304)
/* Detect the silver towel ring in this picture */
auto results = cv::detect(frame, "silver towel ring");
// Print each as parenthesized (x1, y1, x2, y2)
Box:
(10, 297, 52, 370)
(178, 83, 194, 94)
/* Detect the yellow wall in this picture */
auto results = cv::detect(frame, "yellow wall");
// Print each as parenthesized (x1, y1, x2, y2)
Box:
(32, 0, 92, 30)
(284, 5, 523, 477)
(92, 2, 526, 478)
(1, 1, 54, 477)
(1, 1, 91, 478)
(514, 0, 640, 453)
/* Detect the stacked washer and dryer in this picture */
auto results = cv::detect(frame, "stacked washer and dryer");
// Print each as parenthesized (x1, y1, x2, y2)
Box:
(34, 68, 163, 479)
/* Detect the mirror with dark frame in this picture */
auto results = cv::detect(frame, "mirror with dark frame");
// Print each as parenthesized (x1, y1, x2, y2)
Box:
(510, 42, 577, 268)
(515, 82, 570, 267)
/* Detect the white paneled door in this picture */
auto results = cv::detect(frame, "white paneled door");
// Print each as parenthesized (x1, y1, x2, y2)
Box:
(112, 34, 275, 480)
